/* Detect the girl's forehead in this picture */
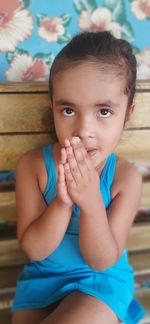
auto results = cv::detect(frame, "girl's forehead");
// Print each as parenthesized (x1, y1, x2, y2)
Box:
(53, 62, 126, 97)
(53, 61, 126, 84)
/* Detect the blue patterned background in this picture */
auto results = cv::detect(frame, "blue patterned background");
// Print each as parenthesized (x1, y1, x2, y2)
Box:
(0, 0, 150, 81)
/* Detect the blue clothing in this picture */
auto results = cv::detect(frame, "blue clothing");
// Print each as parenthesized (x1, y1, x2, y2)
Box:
(12, 143, 145, 323)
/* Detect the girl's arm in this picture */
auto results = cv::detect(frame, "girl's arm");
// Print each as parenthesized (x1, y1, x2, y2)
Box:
(79, 160, 142, 270)
(16, 150, 72, 261)
(63, 138, 142, 271)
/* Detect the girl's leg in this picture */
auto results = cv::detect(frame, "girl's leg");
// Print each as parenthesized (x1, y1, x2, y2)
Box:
(12, 298, 64, 324)
(41, 291, 120, 324)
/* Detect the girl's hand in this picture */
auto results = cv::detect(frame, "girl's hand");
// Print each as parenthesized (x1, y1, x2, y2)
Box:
(57, 146, 74, 208)
(63, 137, 100, 212)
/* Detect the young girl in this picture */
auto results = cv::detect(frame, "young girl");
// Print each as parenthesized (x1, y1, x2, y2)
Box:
(12, 31, 146, 323)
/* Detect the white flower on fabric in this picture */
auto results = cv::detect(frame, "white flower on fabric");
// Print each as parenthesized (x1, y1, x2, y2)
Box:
(78, 7, 122, 37)
(131, 0, 150, 20)
(0, 0, 33, 52)
(110, 22, 122, 39)
(78, 7, 112, 32)
(136, 49, 150, 79)
(78, 11, 92, 30)
(5, 54, 49, 81)
(38, 17, 65, 42)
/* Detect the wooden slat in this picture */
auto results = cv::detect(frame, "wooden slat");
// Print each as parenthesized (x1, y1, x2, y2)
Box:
(0, 81, 48, 93)
(0, 266, 22, 289)
(141, 182, 150, 209)
(0, 192, 16, 222)
(136, 289, 150, 321)
(129, 251, 150, 272)
(116, 129, 150, 163)
(0, 239, 27, 267)
(127, 224, 150, 252)
(0, 93, 53, 133)
(0, 134, 51, 170)
(132, 91, 150, 128)
(0, 130, 149, 170)
(0, 80, 149, 93)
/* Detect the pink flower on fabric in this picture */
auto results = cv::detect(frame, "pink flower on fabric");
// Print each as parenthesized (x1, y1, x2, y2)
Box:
(131, 0, 150, 20)
(38, 16, 65, 42)
(78, 7, 122, 38)
(6, 54, 49, 81)
(0, 0, 33, 52)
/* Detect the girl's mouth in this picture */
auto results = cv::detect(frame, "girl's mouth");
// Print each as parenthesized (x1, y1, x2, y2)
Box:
(86, 149, 97, 157)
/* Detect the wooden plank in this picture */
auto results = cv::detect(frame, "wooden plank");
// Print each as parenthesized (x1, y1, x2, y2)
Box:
(116, 129, 150, 163)
(141, 182, 150, 209)
(0, 266, 22, 289)
(0, 134, 51, 170)
(0, 80, 149, 93)
(0, 93, 54, 133)
(0, 130, 149, 170)
(0, 81, 49, 93)
(129, 251, 150, 271)
(132, 91, 150, 128)
(0, 239, 27, 267)
(136, 288, 150, 321)
(127, 224, 150, 252)
(0, 192, 16, 222)
(136, 80, 150, 91)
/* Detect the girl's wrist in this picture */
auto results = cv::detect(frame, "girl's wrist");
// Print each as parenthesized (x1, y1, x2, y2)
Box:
(55, 196, 73, 210)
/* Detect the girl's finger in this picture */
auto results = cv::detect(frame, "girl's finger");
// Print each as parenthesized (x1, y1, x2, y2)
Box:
(64, 138, 71, 148)
(64, 162, 76, 188)
(71, 138, 91, 175)
(60, 147, 67, 164)
(66, 145, 82, 183)
(58, 163, 65, 184)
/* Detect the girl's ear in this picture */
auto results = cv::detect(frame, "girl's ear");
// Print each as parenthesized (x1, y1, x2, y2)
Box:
(124, 104, 135, 129)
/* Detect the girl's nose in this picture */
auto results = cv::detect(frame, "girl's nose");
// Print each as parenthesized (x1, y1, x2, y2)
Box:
(73, 119, 95, 139)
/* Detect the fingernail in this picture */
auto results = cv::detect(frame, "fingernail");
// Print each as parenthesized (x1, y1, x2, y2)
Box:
(71, 137, 80, 144)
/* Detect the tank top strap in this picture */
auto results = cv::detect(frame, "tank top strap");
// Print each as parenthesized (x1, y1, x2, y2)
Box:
(42, 143, 57, 202)
(101, 153, 117, 188)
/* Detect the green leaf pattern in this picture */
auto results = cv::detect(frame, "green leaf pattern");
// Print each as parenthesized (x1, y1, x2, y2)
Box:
(21, 0, 31, 10)
(73, 0, 97, 13)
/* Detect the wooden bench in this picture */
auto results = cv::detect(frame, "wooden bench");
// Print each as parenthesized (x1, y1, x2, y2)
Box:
(0, 82, 150, 323)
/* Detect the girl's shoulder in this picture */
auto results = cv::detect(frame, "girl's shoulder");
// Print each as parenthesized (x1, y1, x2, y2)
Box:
(16, 147, 47, 194)
(17, 142, 60, 194)
(111, 155, 142, 199)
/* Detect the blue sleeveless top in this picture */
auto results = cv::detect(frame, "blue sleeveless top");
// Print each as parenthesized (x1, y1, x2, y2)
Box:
(12, 143, 146, 323)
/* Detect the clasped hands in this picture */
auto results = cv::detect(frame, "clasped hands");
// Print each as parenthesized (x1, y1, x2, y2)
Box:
(57, 137, 100, 212)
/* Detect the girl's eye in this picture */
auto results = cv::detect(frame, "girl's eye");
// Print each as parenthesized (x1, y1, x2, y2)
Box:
(98, 109, 112, 118)
(62, 108, 75, 116)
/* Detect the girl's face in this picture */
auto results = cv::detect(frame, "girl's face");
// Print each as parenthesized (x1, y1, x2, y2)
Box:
(51, 62, 131, 171)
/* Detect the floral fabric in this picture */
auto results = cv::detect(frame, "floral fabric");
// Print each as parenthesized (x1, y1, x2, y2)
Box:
(0, 0, 150, 81)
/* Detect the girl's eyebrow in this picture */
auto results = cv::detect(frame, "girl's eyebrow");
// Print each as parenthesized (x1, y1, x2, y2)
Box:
(55, 99, 75, 106)
(55, 99, 120, 108)
(95, 100, 120, 108)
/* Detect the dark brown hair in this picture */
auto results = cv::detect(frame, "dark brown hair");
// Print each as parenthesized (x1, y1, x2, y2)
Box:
(49, 31, 137, 110)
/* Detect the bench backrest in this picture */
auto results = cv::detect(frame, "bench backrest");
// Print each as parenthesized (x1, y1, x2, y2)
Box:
(0, 81, 150, 269)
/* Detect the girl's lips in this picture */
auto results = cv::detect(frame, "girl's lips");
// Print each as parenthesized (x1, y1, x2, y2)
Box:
(86, 149, 97, 157)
